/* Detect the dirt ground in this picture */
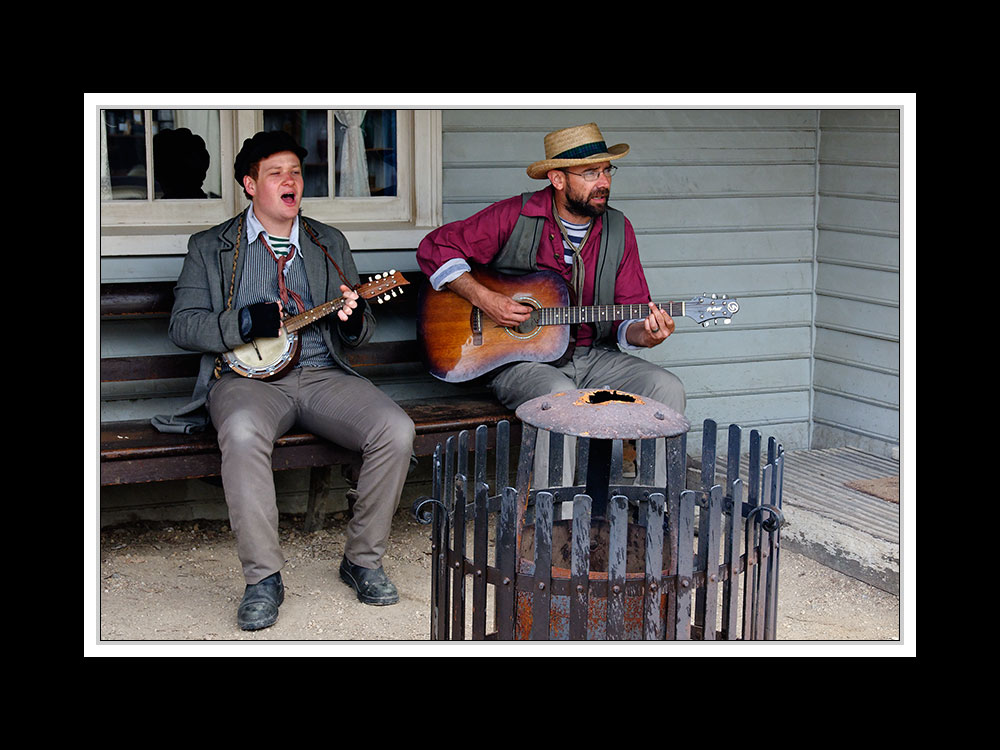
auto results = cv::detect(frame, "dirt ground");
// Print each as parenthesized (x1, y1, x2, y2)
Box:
(93, 508, 903, 651)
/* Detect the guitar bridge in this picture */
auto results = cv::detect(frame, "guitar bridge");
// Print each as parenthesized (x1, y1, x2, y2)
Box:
(471, 307, 483, 346)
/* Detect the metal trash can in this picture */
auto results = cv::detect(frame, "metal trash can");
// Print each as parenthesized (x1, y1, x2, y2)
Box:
(414, 390, 785, 641)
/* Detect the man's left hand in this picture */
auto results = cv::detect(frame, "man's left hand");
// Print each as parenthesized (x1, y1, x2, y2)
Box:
(338, 284, 359, 322)
(627, 302, 675, 348)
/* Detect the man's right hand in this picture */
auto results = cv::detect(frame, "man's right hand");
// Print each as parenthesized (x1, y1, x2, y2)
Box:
(447, 272, 533, 328)
(241, 301, 283, 341)
(476, 289, 534, 327)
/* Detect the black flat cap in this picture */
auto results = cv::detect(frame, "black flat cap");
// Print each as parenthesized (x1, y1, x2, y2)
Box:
(234, 130, 308, 186)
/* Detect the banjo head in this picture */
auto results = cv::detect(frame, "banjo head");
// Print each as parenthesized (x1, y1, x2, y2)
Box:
(223, 328, 298, 379)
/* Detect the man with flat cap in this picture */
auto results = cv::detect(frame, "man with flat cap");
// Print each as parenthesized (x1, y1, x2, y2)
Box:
(155, 130, 415, 631)
(417, 122, 685, 485)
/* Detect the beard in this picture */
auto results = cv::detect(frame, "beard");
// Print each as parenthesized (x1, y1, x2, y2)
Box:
(564, 183, 610, 218)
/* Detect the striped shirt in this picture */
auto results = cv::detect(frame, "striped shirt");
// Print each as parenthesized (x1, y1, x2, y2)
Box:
(558, 217, 591, 265)
(268, 234, 292, 256)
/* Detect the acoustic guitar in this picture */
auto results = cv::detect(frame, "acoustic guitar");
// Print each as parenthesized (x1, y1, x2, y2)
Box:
(223, 270, 409, 380)
(417, 267, 739, 383)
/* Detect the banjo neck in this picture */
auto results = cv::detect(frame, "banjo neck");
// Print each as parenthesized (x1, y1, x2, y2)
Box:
(281, 297, 346, 334)
(281, 270, 410, 334)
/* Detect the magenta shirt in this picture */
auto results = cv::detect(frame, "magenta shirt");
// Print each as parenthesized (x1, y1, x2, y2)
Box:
(417, 186, 651, 348)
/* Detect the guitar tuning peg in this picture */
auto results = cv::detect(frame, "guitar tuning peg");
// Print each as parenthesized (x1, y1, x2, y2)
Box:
(703, 321, 710, 328)
(391, 290, 397, 297)
(383, 293, 391, 302)
(368, 276, 373, 282)
(711, 293, 717, 299)
(375, 273, 383, 280)
(389, 269, 397, 275)
(723, 318, 731, 324)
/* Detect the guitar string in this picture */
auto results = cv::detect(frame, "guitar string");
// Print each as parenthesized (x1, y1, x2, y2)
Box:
(539, 301, 685, 326)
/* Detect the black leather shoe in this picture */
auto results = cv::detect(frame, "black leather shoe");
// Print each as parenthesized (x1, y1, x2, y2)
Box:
(339, 556, 399, 606)
(237, 572, 285, 630)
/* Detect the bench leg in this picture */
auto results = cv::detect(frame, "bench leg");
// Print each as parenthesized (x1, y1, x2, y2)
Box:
(304, 465, 333, 532)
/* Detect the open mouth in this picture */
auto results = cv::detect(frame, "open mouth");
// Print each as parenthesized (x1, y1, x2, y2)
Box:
(281, 192, 297, 206)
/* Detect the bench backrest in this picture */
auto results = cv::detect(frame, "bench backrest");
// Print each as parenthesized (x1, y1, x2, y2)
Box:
(100, 275, 428, 386)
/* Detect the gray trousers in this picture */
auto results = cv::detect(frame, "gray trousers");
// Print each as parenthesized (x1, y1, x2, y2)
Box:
(490, 346, 686, 488)
(207, 366, 415, 584)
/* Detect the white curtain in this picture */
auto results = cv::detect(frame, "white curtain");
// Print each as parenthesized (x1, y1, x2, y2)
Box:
(100, 113, 113, 200)
(174, 110, 221, 198)
(334, 110, 370, 197)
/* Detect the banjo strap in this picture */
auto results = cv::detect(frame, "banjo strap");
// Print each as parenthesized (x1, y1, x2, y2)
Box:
(213, 213, 245, 379)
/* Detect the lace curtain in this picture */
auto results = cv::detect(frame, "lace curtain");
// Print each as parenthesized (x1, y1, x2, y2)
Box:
(100, 117, 113, 200)
(334, 110, 370, 197)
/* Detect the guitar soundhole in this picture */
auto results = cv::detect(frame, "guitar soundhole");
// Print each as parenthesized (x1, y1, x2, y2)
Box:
(504, 299, 542, 339)
(514, 318, 538, 336)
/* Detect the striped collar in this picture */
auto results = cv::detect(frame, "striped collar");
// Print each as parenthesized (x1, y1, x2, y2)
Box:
(246, 204, 302, 256)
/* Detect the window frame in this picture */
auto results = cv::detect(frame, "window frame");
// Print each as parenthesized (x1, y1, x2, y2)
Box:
(100, 109, 238, 229)
(99, 107, 442, 253)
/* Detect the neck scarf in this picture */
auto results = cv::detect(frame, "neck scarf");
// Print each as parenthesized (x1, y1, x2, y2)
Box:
(553, 194, 594, 301)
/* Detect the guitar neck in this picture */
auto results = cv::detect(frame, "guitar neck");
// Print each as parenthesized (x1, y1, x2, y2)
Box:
(283, 298, 344, 334)
(537, 301, 684, 326)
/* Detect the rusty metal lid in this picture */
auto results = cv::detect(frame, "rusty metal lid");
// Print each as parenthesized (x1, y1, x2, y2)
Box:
(515, 389, 690, 439)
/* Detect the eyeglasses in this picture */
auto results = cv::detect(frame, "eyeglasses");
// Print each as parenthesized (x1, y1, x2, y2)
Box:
(563, 165, 617, 182)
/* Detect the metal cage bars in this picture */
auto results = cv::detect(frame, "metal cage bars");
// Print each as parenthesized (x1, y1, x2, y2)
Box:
(413, 419, 785, 641)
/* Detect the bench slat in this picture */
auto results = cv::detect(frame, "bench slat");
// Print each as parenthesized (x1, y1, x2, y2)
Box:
(100, 341, 425, 382)
(100, 282, 175, 317)
(101, 397, 518, 486)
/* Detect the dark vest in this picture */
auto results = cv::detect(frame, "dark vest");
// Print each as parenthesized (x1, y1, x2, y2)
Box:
(491, 191, 626, 346)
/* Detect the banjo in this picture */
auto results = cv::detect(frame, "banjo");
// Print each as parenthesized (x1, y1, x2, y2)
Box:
(222, 270, 409, 380)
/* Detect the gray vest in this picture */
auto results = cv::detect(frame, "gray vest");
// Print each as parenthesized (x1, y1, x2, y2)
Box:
(491, 191, 626, 346)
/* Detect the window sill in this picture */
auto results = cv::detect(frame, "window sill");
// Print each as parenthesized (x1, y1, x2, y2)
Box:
(99, 221, 439, 257)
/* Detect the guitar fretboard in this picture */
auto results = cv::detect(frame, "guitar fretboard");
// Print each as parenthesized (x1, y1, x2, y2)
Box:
(536, 302, 684, 326)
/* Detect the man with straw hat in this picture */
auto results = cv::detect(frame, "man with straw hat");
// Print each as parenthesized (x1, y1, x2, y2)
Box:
(417, 122, 685, 485)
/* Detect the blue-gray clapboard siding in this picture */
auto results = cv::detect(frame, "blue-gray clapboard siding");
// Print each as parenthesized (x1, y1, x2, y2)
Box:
(812, 110, 899, 456)
(441, 109, 822, 453)
(99, 108, 901, 459)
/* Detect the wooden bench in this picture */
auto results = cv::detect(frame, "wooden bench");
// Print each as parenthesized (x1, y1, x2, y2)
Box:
(100, 276, 518, 531)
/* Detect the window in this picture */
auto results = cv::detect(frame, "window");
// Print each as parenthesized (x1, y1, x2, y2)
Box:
(261, 109, 397, 198)
(99, 107, 441, 250)
(101, 109, 223, 200)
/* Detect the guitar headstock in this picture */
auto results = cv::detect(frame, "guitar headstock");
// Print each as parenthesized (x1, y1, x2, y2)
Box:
(357, 270, 410, 304)
(684, 293, 740, 327)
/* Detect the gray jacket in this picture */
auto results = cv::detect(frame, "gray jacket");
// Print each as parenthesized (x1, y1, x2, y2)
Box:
(151, 209, 376, 434)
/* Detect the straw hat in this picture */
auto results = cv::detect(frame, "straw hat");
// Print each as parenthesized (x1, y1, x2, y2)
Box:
(526, 123, 630, 179)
